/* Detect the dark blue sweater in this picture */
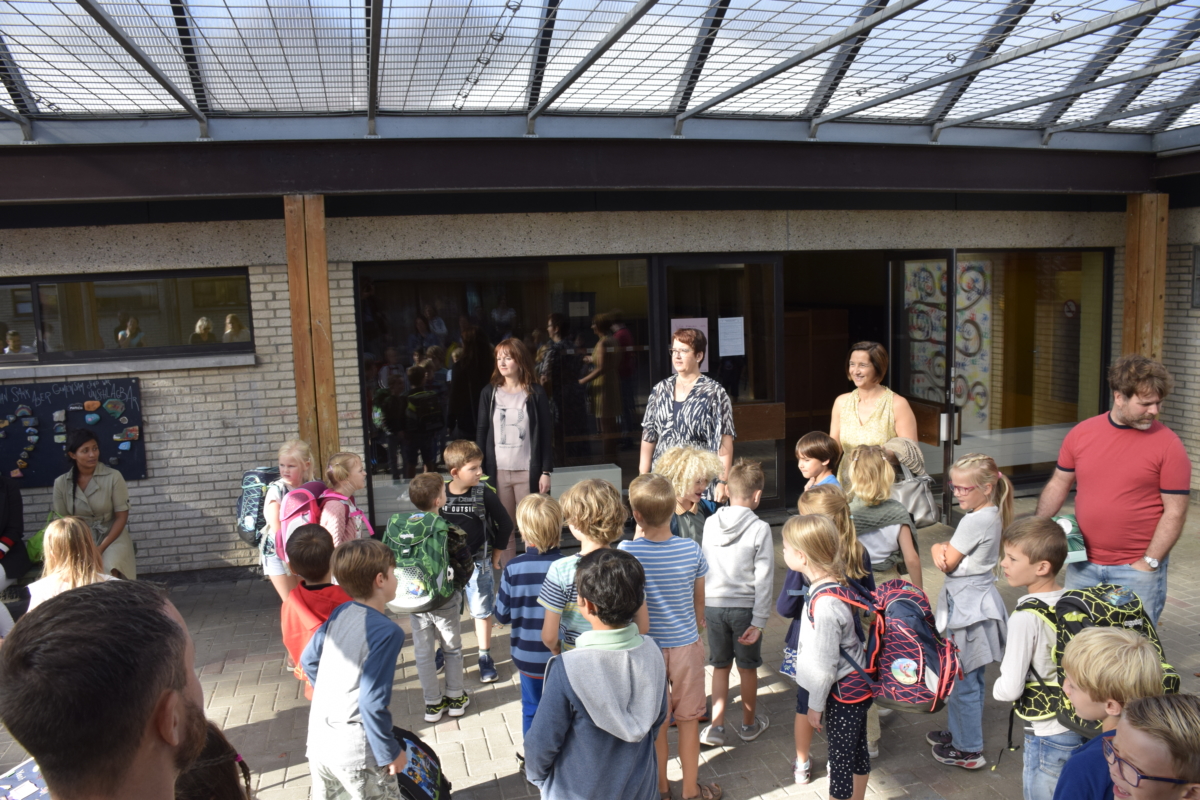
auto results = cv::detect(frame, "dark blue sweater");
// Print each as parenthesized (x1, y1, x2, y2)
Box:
(1053, 730, 1113, 800)
(495, 547, 566, 676)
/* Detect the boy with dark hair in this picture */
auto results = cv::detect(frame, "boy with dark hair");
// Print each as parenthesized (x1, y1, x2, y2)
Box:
(282, 523, 353, 699)
(525, 549, 667, 800)
(302, 539, 408, 800)
(442, 438, 513, 683)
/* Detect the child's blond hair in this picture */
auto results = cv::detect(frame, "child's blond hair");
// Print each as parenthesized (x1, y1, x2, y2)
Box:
(1061, 627, 1164, 707)
(781, 514, 847, 585)
(628, 474, 676, 528)
(1123, 695, 1200, 783)
(279, 438, 316, 482)
(559, 479, 626, 545)
(844, 445, 894, 506)
(444, 439, 484, 472)
(654, 446, 722, 498)
(727, 458, 764, 500)
(797, 484, 867, 580)
(325, 452, 363, 489)
(517, 494, 563, 552)
(42, 517, 107, 589)
(950, 452, 1014, 529)
(332, 539, 395, 600)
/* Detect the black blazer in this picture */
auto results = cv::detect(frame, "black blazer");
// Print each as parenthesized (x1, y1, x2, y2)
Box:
(0, 474, 29, 577)
(476, 383, 554, 494)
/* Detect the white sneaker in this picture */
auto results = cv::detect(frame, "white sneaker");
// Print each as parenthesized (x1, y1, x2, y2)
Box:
(793, 759, 812, 785)
(868, 740, 880, 759)
(699, 724, 726, 746)
(876, 707, 893, 718)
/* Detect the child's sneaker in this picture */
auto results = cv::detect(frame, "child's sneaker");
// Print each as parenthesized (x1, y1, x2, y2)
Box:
(447, 692, 471, 717)
(792, 758, 812, 785)
(424, 696, 449, 723)
(699, 724, 725, 746)
(931, 742, 987, 770)
(737, 714, 770, 742)
(926, 729, 953, 746)
(478, 653, 498, 683)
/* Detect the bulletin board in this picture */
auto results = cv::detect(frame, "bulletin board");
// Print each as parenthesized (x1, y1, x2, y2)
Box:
(0, 378, 145, 489)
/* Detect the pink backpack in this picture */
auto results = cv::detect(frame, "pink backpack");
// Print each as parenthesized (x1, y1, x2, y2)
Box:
(319, 490, 376, 540)
(276, 480, 327, 563)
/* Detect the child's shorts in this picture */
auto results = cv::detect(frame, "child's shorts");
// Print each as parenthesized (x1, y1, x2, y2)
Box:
(262, 550, 291, 578)
(662, 640, 707, 722)
(795, 685, 811, 714)
(464, 556, 494, 619)
(704, 606, 763, 670)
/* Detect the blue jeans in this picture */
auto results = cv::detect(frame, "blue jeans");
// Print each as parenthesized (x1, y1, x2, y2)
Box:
(1065, 556, 1170, 624)
(948, 666, 986, 753)
(1023, 730, 1084, 800)
(520, 672, 544, 736)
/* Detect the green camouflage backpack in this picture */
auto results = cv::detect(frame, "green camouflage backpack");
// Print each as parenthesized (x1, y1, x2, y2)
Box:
(383, 511, 457, 614)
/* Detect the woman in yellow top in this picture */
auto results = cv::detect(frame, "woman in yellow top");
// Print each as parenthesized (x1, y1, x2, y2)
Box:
(830, 341, 918, 485)
(52, 429, 136, 579)
(579, 313, 622, 461)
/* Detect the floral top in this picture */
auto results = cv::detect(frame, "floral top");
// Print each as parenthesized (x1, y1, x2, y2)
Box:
(641, 374, 736, 470)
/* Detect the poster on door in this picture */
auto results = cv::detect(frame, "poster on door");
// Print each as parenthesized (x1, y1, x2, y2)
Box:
(903, 260, 992, 431)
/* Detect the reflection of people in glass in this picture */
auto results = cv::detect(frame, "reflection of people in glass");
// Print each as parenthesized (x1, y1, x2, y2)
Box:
(190, 317, 218, 344)
(580, 314, 621, 461)
(447, 327, 496, 439)
(490, 296, 516, 341)
(378, 347, 405, 390)
(4, 331, 33, 354)
(223, 314, 251, 343)
(424, 304, 448, 345)
(113, 309, 130, 347)
(640, 328, 735, 502)
(117, 316, 145, 348)
(409, 315, 439, 356)
(539, 314, 586, 460)
(610, 310, 638, 447)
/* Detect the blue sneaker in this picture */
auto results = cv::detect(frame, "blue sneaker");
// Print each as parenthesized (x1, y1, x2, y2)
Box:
(435, 648, 444, 672)
(478, 653, 498, 683)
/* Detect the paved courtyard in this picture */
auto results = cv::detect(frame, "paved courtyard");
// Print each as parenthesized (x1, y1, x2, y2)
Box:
(2, 495, 1198, 799)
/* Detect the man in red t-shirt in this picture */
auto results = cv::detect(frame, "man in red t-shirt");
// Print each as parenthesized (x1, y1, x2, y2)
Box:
(1036, 354, 1190, 623)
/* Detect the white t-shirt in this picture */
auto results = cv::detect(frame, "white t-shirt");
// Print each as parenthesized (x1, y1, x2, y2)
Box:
(948, 505, 1002, 577)
(27, 573, 118, 612)
(492, 387, 531, 471)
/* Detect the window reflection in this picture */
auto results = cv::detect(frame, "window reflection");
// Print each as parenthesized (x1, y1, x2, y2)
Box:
(0, 285, 38, 359)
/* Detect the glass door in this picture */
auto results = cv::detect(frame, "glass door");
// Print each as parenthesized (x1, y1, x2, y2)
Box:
(659, 256, 783, 504)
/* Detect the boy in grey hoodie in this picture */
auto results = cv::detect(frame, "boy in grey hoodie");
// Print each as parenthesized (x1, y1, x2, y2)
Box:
(700, 459, 775, 747)
(524, 548, 667, 800)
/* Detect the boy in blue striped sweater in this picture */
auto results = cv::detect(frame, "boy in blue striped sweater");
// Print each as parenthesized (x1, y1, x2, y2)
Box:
(495, 493, 566, 738)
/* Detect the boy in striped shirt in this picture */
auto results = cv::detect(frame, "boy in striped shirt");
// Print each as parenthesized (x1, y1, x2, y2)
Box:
(620, 473, 718, 800)
(496, 493, 566, 739)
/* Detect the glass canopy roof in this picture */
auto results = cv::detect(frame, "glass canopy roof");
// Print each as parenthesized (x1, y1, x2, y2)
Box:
(4, 0, 1200, 149)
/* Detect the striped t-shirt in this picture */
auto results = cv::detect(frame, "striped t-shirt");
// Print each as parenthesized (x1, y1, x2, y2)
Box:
(537, 554, 589, 650)
(496, 547, 566, 675)
(619, 536, 709, 649)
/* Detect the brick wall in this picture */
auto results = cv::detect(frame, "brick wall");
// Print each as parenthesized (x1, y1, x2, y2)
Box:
(1157, 244, 1200, 492)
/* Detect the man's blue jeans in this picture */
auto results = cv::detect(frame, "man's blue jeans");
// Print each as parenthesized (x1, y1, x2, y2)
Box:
(1065, 556, 1170, 624)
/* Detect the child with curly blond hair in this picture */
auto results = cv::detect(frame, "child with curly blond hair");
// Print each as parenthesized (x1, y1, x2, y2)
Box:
(653, 445, 724, 543)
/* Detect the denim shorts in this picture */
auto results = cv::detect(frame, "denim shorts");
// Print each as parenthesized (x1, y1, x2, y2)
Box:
(464, 556, 494, 619)
(704, 606, 763, 670)
(1023, 730, 1084, 800)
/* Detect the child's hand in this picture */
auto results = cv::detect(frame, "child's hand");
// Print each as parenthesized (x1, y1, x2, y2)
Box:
(738, 626, 761, 646)
(807, 708, 823, 732)
(386, 751, 409, 776)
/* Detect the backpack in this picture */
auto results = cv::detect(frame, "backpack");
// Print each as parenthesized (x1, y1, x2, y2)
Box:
(276, 480, 326, 563)
(391, 726, 452, 800)
(804, 583, 877, 705)
(236, 466, 280, 546)
(1014, 584, 1180, 738)
(407, 390, 444, 434)
(383, 512, 458, 614)
(319, 490, 376, 540)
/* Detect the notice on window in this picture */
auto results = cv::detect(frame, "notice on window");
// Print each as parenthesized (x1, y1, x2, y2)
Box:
(568, 301, 590, 319)
(718, 316, 745, 358)
(670, 317, 709, 373)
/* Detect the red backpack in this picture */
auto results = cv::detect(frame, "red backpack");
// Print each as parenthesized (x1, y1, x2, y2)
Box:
(276, 480, 327, 563)
(869, 579, 961, 713)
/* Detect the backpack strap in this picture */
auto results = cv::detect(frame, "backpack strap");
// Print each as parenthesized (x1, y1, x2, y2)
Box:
(321, 491, 376, 539)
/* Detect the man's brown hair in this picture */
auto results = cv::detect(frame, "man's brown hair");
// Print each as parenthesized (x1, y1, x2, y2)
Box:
(444, 439, 484, 472)
(408, 472, 445, 512)
(332, 539, 396, 600)
(1001, 516, 1068, 576)
(727, 458, 765, 500)
(1109, 353, 1172, 400)
(286, 524, 336, 583)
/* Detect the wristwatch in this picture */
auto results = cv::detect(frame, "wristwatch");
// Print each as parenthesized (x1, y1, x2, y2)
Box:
(1142, 555, 1160, 570)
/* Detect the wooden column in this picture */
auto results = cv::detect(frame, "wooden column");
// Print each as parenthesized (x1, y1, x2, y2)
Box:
(1123, 193, 1169, 361)
(284, 194, 341, 467)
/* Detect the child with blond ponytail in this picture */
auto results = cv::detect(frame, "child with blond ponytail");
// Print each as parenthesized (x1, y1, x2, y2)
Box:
(927, 452, 1011, 771)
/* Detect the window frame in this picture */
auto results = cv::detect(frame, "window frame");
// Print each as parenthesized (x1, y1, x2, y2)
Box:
(0, 267, 256, 364)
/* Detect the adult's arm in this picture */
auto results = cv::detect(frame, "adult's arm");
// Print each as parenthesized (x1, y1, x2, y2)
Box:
(715, 433, 734, 503)
(892, 394, 918, 442)
(99, 474, 130, 552)
(639, 380, 665, 474)
(1035, 468, 1076, 517)
(52, 476, 68, 518)
(1139, 493, 1189, 568)
(829, 393, 846, 443)
(535, 386, 553, 493)
(476, 384, 493, 452)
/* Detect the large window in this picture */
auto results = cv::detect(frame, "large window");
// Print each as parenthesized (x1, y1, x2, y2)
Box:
(0, 270, 254, 362)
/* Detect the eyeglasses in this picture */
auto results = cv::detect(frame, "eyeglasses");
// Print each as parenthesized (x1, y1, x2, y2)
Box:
(668, 349, 693, 357)
(949, 483, 979, 496)
(1102, 737, 1188, 788)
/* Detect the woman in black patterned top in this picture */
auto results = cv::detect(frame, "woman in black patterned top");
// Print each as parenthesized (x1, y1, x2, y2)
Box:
(639, 327, 736, 502)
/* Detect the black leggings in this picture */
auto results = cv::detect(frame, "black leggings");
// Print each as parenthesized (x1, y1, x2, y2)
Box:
(825, 697, 871, 800)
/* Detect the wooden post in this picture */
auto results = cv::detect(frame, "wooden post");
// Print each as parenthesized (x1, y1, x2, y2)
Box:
(284, 194, 341, 466)
(1123, 193, 1169, 361)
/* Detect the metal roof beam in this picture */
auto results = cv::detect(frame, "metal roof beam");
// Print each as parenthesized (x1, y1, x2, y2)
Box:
(367, 0, 383, 135)
(924, 0, 1035, 124)
(72, 0, 209, 138)
(1045, 92, 1200, 143)
(1036, 10, 1160, 126)
(168, 0, 209, 115)
(810, 0, 1188, 139)
(1098, 7, 1200, 120)
(670, 0, 732, 114)
(0, 105, 33, 143)
(0, 33, 37, 116)
(933, 50, 1200, 140)
(527, 0, 661, 134)
(675, 0, 929, 135)
(800, 0, 887, 119)
(527, 0, 563, 111)
(1151, 72, 1200, 129)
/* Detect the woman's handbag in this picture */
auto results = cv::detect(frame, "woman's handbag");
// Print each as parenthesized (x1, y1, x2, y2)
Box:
(892, 462, 940, 528)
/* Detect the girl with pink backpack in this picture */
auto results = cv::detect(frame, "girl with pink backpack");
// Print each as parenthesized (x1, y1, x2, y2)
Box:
(319, 452, 374, 546)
